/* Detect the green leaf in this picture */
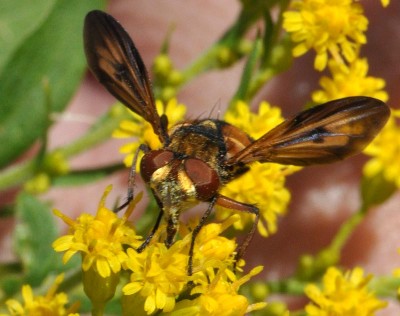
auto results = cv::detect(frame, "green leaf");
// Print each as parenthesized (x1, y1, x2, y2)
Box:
(230, 36, 262, 105)
(360, 172, 397, 212)
(0, 0, 56, 71)
(53, 163, 125, 186)
(14, 192, 59, 286)
(0, 0, 106, 168)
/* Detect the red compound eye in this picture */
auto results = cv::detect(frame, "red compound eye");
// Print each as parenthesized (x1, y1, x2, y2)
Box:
(184, 158, 220, 201)
(140, 150, 174, 182)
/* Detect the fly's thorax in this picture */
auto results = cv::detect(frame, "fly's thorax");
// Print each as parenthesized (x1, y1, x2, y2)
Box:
(140, 149, 221, 213)
(168, 119, 253, 181)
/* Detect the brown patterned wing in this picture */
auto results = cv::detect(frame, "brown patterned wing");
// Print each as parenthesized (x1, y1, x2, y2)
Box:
(227, 97, 390, 166)
(84, 10, 166, 143)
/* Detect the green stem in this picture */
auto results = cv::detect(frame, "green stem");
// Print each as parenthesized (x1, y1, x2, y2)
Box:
(0, 159, 38, 190)
(328, 211, 364, 254)
(246, 2, 292, 100)
(178, 5, 263, 88)
(179, 45, 223, 84)
(92, 306, 105, 316)
(371, 275, 400, 298)
(267, 277, 306, 295)
(0, 107, 127, 191)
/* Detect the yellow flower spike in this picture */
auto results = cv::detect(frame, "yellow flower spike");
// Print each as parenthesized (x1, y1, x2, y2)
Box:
(233, 265, 263, 290)
(167, 69, 183, 86)
(122, 244, 189, 315)
(194, 230, 236, 269)
(23, 172, 51, 194)
(363, 110, 400, 188)
(181, 216, 243, 276)
(52, 186, 143, 314)
(121, 294, 149, 316)
(160, 86, 178, 102)
(112, 99, 186, 167)
(3, 274, 80, 316)
(283, 0, 368, 70)
(312, 58, 388, 104)
(226, 100, 284, 139)
(52, 185, 140, 276)
(304, 266, 388, 315)
(43, 150, 70, 176)
(153, 54, 173, 79)
(174, 264, 266, 316)
(220, 101, 301, 236)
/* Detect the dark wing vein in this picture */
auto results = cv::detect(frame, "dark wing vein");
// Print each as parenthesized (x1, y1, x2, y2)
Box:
(228, 97, 390, 166)
(84, 10, 165, 143)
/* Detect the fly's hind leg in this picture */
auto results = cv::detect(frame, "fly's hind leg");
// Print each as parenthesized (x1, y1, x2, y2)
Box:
(215, 194, 259, 269)
(187, 196, 218, 276)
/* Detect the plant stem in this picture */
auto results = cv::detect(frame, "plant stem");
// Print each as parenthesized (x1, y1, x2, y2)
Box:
(0, 107, 127, 191)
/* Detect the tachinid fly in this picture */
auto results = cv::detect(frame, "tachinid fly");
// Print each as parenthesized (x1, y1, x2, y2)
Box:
(83, 10, 390, 274)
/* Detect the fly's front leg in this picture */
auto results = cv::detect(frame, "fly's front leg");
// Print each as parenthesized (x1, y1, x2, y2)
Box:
(136, 193, 164, 253)
(215, 195, 259, 269)
(114, 143, 163, 254)
(116, 143, 150, 212)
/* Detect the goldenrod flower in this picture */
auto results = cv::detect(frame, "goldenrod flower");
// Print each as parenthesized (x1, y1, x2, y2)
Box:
(122, 242, 189, 314)
(283, 0, 368, 70)
(190, 217, 238, 270)
(52, 185, 141, 278)
(304, 266, 387, 315)
(113, 98, 186, 166)
(225, 100, 284, 140)
(170, 265, 266, 315)
(312, 58, 388, 104)
(219, 101, 301, 236)
(363, 110, 400, 188)
(381, 0, 390, 7)
(3, 274, 79, 316)
(121, 216, 256, 315)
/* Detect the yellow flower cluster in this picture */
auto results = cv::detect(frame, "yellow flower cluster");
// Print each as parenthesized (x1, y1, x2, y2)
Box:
(363, 110, 400, 188)
(112, 98, 186, 167)
(312, 58, 388, 104)
(283, 0, 389, 106)
(218, 101, 301, 236)
(2, 274, 79, 316)
(122, 243, 188, 313)
(283, 0, 368, 71)
(305, 267, 387, 315)
(284, 0, 395, 189)
(171, 265, 266, 315)
(52, 185, 140, 278)
(52, 187, 266, 315)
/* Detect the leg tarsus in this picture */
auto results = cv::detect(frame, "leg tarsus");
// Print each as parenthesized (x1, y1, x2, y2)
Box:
(136, 208, 163, 253)
(215, 195, 259, 270)
(187, 196, 217, 275)
(115, 144, 150, 213)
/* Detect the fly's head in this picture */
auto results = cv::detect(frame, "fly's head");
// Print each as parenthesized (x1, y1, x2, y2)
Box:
(140, 149, 221, 213)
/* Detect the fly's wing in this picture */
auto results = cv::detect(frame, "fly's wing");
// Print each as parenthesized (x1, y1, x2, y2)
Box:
(84, 10, 167, 143)
(227, 97, 390, 166)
